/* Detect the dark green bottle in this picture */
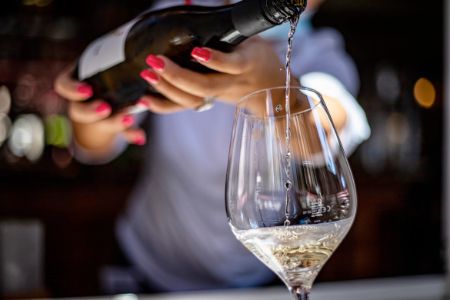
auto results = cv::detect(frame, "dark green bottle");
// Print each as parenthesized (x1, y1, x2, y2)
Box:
(76, 0, 307, 112)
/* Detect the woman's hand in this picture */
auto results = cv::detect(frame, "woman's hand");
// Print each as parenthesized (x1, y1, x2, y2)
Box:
(54, 65, 147, 157)
(139, 37, 291, 113)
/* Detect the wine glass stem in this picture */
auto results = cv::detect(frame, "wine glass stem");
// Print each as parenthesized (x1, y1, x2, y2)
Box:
(290, 287, 310, 300)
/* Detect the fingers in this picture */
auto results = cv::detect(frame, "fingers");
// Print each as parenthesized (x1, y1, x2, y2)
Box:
(144, 54, 232, 98)
(139, 95, 186, 114)
(122, 128, 147, 146)
(68, 100, 112, 123)
(56, 64, 149, 147)
(140, 69, 205, 109)
(102, 112, 138, 133)
(191, 46, 249, 75)
(54, 64, 93, 101)
(70, 100, 140, 134)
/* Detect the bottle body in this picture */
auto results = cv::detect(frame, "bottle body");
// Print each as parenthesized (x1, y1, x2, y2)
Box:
(76, 0, 306, 112)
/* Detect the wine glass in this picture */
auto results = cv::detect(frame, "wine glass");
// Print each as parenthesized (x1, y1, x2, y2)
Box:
(225, 86, 356, 300)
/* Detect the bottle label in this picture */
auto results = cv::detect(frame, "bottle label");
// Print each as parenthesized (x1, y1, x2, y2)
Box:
(78, 18, 139, 80)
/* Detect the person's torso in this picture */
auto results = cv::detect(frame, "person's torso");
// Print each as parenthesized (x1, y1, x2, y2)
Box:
(118, 0, 359, 290)
(123, 102, 272, 290)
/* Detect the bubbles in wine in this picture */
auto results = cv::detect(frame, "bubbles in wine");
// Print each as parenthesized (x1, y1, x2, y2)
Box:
(231, 218, 353, 290)
(285, 180, 292, 191)
(275, 104, 283, 113)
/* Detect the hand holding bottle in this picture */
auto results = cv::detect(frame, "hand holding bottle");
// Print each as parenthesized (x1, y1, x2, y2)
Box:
(74, 0, 307, 111)
(54, 65, 147, 156)
(52, 0, 308, 157)
(139, 37, 290, 114)
(54, 36, 286, 153)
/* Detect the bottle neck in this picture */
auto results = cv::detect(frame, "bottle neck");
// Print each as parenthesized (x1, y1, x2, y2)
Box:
(231, 0, 306, 38)
(263, 0, 307, 24)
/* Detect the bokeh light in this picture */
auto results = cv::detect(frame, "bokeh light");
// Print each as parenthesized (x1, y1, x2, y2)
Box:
(386, 112, 410, 146)
(8, 114, 44, 162)
(14, 74, 37, 108)
(45, 114, 72, 148)
(39, 90, 65, 115)
(413, 77, 436, 108)
(0, 86, 12, 114)
(375, 66, 401, 104)
(0, 113, 12, 147)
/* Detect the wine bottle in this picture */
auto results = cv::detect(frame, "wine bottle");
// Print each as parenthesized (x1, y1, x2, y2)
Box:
(75, 0, 307, 112)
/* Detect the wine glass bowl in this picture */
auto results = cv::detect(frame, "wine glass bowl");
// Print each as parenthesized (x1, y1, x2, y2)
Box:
(225, 86, 356, 299)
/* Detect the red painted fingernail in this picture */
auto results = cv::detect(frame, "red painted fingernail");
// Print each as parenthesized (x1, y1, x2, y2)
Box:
(133, 135, 146, 146)
(95, 102, 111, 114)
(137, 98, 151, 108)
(145, 55, 165, 71)
(122, 115, 134, 127)
(191, 47, 211, 62)
(77, 83, 93, 97)
(140, 69, 159, 84)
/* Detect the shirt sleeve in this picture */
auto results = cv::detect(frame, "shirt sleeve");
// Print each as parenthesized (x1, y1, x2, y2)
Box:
(300, 72, 371, 156)
(70, 134, 129, 165)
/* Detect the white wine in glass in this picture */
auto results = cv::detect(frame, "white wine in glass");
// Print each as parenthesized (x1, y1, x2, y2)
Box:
(225, 86, 357, 300)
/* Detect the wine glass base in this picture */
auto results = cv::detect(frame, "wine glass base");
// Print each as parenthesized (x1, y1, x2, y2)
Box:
(290, 286, 310, 300)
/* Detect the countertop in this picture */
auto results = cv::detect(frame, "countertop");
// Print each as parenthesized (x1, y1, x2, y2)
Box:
(64, 275, 446, 300)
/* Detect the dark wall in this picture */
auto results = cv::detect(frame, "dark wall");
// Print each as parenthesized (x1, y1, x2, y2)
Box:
(314, 0, 443, 282)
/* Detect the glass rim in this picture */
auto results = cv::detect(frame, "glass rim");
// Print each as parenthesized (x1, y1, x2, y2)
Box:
(236, 85, 324, 119)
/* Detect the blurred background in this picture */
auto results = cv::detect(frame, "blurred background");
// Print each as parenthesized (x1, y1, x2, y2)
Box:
(0, 0, 444, 298)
